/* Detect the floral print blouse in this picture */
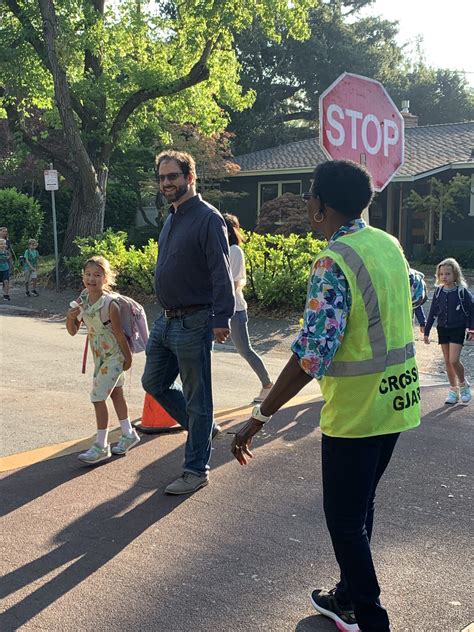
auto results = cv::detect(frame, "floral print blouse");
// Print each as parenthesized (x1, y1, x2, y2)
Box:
(291, 219, 423, 380)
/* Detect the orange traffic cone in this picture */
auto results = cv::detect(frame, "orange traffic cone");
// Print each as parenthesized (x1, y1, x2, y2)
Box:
(134, 393, 184, 434)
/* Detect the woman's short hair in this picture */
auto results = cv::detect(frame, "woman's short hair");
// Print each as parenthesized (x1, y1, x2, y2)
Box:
(310, 160, 374, 219)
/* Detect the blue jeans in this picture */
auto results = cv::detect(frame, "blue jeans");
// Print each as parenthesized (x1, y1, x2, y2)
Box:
(141, 309, 214, 476)
(322, 432, 400, 632)
(230, 310, 270, 386)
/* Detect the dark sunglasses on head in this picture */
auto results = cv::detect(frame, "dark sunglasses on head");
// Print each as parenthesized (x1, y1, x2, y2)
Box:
(301, 192, 312, 202)
(158, 172, 184, 182)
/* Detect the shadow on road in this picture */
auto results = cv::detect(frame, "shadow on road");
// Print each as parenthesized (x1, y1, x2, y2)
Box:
(0, 401, 321, 629)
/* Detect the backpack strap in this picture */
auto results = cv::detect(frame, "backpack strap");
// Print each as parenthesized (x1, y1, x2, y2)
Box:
(457, 287, 469, 318)
(100, 293, 119, 325)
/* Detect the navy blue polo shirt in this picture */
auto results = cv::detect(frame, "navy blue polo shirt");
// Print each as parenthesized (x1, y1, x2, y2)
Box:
(154, 194, 235, 329)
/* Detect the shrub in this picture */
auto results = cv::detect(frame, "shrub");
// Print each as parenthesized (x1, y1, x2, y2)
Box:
(65, 229, 157, 294)
(0, 188, 44, 253)
(420, 246, 474, 270)
(243, 232, 326, 310)
(64, 228, 327, 311)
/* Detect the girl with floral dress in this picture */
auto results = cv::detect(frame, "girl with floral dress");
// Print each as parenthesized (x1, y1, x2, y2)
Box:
(66, 256, 140, 464)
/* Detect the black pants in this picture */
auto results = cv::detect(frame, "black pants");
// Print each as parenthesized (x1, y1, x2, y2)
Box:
(322, 432, 400, 632)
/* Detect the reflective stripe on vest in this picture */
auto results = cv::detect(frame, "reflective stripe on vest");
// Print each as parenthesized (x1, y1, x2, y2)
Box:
(325, 241, 415, 377)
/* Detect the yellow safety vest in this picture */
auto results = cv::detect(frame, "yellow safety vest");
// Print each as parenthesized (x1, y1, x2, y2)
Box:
(317, 226, 421, 438)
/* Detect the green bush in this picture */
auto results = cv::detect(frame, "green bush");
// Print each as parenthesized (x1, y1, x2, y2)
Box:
(243, 232, 326, 310)
(0, 188, 44, 254)
(64, 228, 327, 310)
(420, 246, 474, 269)
(65, 229, 157, 294)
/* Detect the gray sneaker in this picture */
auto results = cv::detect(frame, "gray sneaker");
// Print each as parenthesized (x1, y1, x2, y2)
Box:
(165, 472, 209, 495)
(78, 443, 111, 465)
(111, 430, 140, 455)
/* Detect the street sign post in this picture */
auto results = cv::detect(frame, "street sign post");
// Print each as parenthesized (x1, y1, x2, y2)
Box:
(319, 72, 404, 193)
(44, 167, 60, 290)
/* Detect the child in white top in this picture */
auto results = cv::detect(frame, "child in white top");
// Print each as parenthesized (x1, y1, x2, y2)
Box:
(66, 256, 140, 464)
(223, 213, 273, 402)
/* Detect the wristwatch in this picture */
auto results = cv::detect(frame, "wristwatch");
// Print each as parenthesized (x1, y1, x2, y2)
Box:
(251, 404, 272, 424)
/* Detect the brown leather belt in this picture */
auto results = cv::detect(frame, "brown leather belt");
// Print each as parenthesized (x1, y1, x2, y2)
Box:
(164, 305, 210, 319)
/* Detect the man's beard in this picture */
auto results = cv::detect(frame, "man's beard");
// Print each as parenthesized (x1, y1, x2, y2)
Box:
(162, 182, 189, 203)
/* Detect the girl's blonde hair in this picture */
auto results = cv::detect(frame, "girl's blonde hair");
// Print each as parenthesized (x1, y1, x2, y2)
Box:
(83, 256, 116, 291)
(28, 239, 37, 247)
(435, 257, 467, 288)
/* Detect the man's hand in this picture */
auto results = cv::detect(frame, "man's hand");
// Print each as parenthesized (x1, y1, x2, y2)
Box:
(424, 335, 430, 345)
(419, 326, 425, 334)
(467, 330, 474, 342)
(213, 327, 230, 343)
(231, 418, 264, 465)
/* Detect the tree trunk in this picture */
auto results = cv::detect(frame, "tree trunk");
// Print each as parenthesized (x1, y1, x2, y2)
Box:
(61, 167, 107, 257)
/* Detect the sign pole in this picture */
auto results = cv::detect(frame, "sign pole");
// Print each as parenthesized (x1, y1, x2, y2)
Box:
(45, 164, 60, 291)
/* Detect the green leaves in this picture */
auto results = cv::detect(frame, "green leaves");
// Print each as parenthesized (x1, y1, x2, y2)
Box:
(65, 227, 326, 310)
(242, 231, 326, 310)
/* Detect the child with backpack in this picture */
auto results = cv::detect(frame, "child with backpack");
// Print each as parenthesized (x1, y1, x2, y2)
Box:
(24, 238, 40, 296)
(66, 256, 141, 464)
(424, 257, 474, 404)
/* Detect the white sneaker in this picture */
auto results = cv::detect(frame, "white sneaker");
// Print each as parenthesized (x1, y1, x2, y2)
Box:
(253, 383, 273, 403)
(78, 443, 111, 464)
(445, 389, 459, 405)
(111, 430, 140, 455)
(459, 382, 471, 404)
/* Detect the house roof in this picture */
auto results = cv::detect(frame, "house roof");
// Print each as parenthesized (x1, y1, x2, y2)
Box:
(233, 121, 474, 181)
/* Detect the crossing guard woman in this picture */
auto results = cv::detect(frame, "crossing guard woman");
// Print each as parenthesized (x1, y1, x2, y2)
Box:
(231, 160, 422, 632)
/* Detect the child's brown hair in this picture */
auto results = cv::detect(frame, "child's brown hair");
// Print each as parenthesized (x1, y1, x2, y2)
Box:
(83, 256, 116, 292)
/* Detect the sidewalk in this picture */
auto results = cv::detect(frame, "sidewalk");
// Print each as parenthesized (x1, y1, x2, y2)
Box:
(1, 388, 472, 631)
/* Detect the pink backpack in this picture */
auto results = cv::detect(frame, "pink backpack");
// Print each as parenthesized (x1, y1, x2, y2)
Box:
(76, 291, 149, 373)
(100, 293, 149, 353)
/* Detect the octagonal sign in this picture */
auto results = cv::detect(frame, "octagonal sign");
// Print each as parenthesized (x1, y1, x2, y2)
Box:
(319, 72, 404, 192)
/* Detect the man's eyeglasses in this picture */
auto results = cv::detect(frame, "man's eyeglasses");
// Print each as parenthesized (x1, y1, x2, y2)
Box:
(158, 172, 184, 183)
(301, 192, 312, 202)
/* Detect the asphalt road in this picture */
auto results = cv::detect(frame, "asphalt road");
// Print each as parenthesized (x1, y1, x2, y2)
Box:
(0, 312, 316, 457)
(1, 387, 472, 631)
(1, 303, 473, 632)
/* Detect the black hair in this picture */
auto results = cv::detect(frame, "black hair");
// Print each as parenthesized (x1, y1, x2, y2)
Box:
(310, 160, 374, 219)
(223, 213, 244, 246)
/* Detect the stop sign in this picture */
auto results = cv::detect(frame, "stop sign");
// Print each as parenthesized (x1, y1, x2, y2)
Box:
(319, 72, 404, 192)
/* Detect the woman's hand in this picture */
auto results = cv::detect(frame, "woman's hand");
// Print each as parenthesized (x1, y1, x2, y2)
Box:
(424, 335, 430, 345)
(231, 418, 264, 465)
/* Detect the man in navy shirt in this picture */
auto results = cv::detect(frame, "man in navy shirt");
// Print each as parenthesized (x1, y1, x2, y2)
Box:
(142, 150, 235, 494)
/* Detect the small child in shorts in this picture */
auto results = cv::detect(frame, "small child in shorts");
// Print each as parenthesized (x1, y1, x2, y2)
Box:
(66, 256, 140, 464)
(424, 257, 473, 404)
(24, 239, 40, 296)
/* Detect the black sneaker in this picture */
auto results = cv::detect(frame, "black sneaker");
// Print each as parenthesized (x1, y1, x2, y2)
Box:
(212, 423, 222, 439)
(3, 294, 10, 301)
(32, 290, 39, 296)
(311, 588, 360, 631)
(26, 291, 30, 297)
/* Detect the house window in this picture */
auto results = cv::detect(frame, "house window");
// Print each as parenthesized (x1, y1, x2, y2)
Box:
(258, 180, 302, 210)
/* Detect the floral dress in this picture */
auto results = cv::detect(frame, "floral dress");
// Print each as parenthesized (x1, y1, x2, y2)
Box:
(81, 293, 125, 402)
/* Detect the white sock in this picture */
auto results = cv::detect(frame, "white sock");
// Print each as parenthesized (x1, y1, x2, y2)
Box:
(119, 418, 134, 436)
(96, 428, 109, 448)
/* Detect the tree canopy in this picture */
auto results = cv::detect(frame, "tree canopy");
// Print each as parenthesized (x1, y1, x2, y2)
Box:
(0, 0, 316, 254)
(229, 1, 474, 154)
